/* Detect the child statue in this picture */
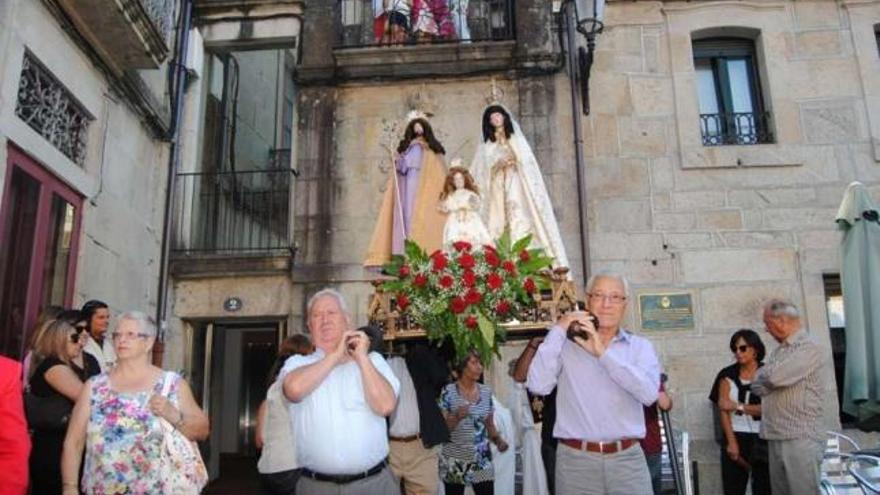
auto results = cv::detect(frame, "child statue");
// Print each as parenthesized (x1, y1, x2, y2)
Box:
(439, 164, 493, 249)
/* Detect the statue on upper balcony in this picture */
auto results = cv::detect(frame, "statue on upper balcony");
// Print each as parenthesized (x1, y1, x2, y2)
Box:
(372, 0, 411, 44)
(411, 0, 455, 41)
(365, 112, 448, 268)
(470, 104, 570, 271)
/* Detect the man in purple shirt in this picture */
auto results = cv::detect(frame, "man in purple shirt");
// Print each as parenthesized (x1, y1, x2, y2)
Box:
(527, 271, 660, 495)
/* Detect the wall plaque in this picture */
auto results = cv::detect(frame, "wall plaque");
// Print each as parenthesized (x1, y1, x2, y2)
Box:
(223, 297, 243, 312)
(638, 292, 694, 331)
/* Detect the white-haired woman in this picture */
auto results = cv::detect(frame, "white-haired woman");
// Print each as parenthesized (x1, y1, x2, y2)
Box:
(60, 311, 209, 494)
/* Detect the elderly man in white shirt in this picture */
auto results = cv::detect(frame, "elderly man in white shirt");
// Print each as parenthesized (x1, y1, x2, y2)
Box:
(281, 288, 401, 494)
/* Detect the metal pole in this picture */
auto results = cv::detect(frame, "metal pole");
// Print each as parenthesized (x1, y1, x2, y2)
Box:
(155, 0, 193, 363)
(661, 408, 686, 495)
(564, 1, 591, 283)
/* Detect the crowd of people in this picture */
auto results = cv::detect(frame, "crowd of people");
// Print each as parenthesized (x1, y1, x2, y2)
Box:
(0, 302, 209, 495)
(0, 272, 834, 494)
(372, 0, 498, 45)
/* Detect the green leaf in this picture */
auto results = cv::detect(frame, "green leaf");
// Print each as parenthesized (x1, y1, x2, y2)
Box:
(495, 229, 512, 258)
(477, 311, 495, 349)
(512, 234, 533, 254)
(519, 256, 554, 274)
(404, 239, 428, 263)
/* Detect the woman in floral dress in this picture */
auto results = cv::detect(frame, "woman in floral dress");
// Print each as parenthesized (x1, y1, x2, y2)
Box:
(60, 311, 209, 495)
(439, 350, 509, 495)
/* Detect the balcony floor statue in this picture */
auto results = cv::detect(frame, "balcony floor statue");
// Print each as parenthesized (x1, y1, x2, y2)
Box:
(365, 113, 447, 267)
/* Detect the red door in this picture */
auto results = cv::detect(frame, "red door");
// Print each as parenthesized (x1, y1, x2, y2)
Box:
(0, 144, 83, 359)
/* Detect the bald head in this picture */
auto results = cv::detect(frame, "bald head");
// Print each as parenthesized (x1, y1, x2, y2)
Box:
(762, 299, 801, 343)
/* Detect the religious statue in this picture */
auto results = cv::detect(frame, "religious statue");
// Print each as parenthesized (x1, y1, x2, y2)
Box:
(470, 104, 570, 270)
(372, 0, 411, 44)
(365, 112, 448, 267)
(439, 164, 493, 249)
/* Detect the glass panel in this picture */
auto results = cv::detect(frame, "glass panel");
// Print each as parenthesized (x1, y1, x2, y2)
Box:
(696, 59, 720, 114)
(0, 167, 41, 358)
(826, 295, 845, 328)
(40, 194, 75, 309)
(726, 58, 755, 141)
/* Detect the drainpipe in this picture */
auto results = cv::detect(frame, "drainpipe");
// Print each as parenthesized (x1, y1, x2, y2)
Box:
(154, 0, 193, 366)
(564, 2, 592, 283)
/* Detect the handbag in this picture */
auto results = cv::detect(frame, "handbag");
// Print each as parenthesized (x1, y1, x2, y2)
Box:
(158, 372, 208, 494)
(24, 386, 73, 431)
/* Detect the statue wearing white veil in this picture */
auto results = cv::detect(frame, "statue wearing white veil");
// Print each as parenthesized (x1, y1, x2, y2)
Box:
(470, 105, 570, 271)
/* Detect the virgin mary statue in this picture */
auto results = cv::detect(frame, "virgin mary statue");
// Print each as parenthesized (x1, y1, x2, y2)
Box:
(470, 105, 570, 270)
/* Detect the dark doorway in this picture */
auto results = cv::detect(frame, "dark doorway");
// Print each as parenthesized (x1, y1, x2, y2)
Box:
(190, 321, 283, 493)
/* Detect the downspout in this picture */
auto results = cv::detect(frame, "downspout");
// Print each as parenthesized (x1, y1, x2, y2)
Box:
(153, 0, 193, 365)
(563, 1, 592, 284)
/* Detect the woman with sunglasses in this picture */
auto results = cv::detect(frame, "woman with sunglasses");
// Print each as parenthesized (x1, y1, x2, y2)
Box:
(27, 319, 91, 494)
(709, 329, 771, 495)
(55, 309, 102, 381)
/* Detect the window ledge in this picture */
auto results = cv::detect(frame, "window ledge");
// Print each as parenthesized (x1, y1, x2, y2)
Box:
(331, 40, 517, 80)
(680, 143, 806, 169)
(169, 252, 293, 279)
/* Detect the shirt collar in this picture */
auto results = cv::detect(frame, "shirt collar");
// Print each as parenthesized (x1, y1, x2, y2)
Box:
(612, 328, 633, 343)
(783, 328, 807, 346)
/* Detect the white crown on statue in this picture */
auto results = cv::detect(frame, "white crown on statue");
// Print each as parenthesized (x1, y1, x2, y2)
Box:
(449, 157, 465, 169)
(483, 77, 506, 107)
(405, 109, 429, 123)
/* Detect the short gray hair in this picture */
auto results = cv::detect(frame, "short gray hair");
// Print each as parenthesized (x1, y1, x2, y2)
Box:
(116, 311, 157, 337)
(586, 270, 631, 298)
(306, 288, 350, 316)
(765, 299, 800, 319)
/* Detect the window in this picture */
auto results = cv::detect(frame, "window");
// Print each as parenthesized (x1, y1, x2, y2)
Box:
(875, 24, 880, 57)
(693, 37, 773, 146)
(0, 145, 82, 358)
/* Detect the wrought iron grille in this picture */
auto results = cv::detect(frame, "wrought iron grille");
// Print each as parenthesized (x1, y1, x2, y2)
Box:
(174, 170, 294, 255)
(338, 0, 515, 48)
(700, 112, 774, 146)
(139, 0, 174, 42)
(15, 53, 93, 166)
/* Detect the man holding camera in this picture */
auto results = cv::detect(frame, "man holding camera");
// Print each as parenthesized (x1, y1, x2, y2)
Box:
(527, 272, 660, 495)
(282, 288, 401, 494)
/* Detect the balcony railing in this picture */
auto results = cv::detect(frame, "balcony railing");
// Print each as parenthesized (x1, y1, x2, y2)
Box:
(338, 0, 515, 48)
(700, 112, 774, 146)
(173, 170, 294, 255)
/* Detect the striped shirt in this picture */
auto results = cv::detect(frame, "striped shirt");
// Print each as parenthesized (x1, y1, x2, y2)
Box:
(752, 329, 829, 441)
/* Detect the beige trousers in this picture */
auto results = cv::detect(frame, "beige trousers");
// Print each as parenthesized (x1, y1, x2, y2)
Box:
(389, 438, 440, 495)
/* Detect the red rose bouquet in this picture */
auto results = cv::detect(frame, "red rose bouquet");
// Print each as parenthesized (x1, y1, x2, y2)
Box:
(382, 232, 553, 364)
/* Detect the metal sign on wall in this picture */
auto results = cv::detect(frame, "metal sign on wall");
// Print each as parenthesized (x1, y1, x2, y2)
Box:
(223, 297, 243, 312)
(637, 292, 695, 331)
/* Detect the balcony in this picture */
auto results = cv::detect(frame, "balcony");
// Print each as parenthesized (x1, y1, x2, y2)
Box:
(329, 0, 518, 80)
(54, 0, 172, 73)
(700, 112, 774, 146)
(171, 169, 295, 276)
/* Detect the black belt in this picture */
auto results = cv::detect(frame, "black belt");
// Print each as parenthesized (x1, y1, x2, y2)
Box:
(301, 459, 387, 484)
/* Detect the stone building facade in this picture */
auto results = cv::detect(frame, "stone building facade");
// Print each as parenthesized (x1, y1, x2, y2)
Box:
(0, 0, 175, 359)
(156, 0, 880, 490)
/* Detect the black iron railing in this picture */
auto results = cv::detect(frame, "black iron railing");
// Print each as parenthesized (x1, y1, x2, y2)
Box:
(173, 170, 294, 255)
(338, 0, 515, 48)
(700, 112, 774, 146)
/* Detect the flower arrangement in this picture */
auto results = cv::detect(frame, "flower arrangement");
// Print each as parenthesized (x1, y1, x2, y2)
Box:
(382, 232, 554, 364)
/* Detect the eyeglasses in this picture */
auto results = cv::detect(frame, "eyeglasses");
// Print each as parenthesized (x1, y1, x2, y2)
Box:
(587, 292, 627, 305)
(734, 345, 750, 353)
(111, 331, 151, 342)
(75, 324, 88, 332)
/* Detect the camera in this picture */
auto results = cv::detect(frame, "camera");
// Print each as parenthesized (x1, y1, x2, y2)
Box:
(566, 310, 599, 342)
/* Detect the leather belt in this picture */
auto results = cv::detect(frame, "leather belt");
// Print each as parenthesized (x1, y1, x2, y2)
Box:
(560, 438, 638, 454)
(389, 434, 421, 442)
(301, 459, 387, 484)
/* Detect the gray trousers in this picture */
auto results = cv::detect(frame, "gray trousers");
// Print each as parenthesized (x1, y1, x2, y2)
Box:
(296, 466, 399, 495)
(556, 443, 653, 495)
(768, 437, 824, 495)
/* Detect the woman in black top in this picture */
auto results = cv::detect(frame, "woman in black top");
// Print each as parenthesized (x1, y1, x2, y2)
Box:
(27, 319, 90, 494)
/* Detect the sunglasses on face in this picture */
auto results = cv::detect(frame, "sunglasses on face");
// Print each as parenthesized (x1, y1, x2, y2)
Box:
(69, 332, 82, 344)
(734, 345, 750, 353)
